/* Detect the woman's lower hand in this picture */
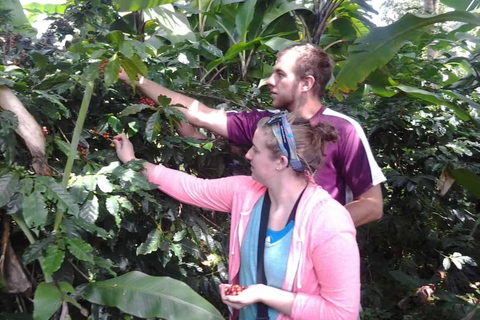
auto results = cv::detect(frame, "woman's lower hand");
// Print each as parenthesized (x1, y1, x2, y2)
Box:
(219, 283, 264, 310)
(113, 133, 136, 163)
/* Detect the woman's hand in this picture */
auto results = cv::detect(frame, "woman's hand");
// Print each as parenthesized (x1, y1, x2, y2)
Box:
(113, 133, 136, 163)
(219, 283, 265, 310)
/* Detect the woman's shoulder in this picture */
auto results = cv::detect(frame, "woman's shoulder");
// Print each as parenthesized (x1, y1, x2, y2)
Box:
(304, 185, 355, 232)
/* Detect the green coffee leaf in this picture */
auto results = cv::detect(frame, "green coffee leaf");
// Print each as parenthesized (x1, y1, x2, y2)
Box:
(145, 111, 162, 142)
(23, 191, 48, 229)
(104, 53, 120, 87)
(79, 194, 99, 223)
(137, 228, 162, 255)
(23, 237, 54, 265)
(97, 175, 114, 193)
(66, 238, 94, 262)
(43, 244, 65, 275)
(0, 173, 19, 207)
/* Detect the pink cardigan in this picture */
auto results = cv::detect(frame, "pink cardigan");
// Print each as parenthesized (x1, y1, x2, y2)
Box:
(149, 165, 360, 320)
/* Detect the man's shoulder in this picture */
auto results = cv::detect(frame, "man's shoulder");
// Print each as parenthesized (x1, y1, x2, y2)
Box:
(318, 108, 361, 131)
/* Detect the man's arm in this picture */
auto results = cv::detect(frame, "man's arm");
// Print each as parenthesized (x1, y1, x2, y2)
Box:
(120, 70, 228, 138)
(345, 184, 383, 227)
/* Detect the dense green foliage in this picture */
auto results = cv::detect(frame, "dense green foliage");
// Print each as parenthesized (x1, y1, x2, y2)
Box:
(0, 0, 479, 319)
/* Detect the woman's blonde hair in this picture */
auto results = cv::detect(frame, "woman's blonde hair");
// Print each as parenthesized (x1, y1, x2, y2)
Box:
(258, 113, 338, 175)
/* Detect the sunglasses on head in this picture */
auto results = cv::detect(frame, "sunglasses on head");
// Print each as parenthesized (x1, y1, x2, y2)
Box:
(267, 113, 291, 166)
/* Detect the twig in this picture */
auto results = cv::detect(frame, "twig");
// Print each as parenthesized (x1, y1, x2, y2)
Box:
(207, 66, 227, 85)
(69, 261, 90, 282)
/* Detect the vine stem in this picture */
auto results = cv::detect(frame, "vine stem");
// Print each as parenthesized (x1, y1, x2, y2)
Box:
(54, 80, 95, 231)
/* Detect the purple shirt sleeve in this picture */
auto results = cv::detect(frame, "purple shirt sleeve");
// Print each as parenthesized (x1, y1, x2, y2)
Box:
(227, 109, 274, 146)
(338, 125, 376, 198)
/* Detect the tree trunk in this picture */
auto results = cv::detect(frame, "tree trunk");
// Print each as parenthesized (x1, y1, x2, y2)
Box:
(424, 0, 439, 59)
(0, 85, 51, 176)
(424, 0, 439, 14)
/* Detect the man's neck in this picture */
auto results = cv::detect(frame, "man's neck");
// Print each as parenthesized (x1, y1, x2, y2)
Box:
(289, 97, 323, 119)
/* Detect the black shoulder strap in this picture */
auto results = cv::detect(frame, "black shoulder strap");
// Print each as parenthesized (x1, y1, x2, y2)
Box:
(256, 187, 306, 320)
(256, 192, 271, 320)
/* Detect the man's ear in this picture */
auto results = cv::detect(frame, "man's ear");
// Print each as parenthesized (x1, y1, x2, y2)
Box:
(301, 76, 315, 92)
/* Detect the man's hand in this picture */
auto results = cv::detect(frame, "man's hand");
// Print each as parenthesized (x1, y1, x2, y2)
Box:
(113, 133, 136, 163)
(118, 67, 136, 85)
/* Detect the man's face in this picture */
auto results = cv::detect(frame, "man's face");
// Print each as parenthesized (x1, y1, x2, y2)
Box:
(266, 50, 302, 111)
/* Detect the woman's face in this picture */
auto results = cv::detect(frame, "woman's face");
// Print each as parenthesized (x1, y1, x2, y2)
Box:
(245, 129, 279, 185)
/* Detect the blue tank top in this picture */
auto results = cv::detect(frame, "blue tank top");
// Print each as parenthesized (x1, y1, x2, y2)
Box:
(239, 196, 294, 320)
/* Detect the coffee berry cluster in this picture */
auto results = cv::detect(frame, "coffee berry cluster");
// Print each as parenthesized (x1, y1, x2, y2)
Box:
(77, 144, 88, 157)
(139, 96, 156, 108)
(90, 127, 115, 147)
(98, 59, 108, 73)
(225, 285, 248, 296)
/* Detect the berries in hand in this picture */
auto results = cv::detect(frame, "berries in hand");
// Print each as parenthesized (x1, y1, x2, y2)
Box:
(224, 285, 248, 296)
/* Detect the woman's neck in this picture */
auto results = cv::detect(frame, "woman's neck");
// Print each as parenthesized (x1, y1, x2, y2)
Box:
(266, 175, 308, 227)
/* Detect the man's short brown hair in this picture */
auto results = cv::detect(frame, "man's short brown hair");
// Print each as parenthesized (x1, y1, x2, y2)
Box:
(278, 44, 333, 98)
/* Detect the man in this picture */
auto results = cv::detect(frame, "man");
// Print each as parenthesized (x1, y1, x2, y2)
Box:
(119, 44, 385, 227)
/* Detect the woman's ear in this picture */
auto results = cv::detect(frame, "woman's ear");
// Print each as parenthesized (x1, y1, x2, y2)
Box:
(276, 155, 289, 170)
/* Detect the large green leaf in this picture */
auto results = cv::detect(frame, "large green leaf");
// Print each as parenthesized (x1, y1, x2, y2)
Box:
(331, 11, 480, 100)
(2, 0, 29, 27)
(113, 0, 177, 11)
(261, 2, 310, 36)
(442, 90, 480, 112)
(393, 85, 471, 121)
(448, 167, 480, 199)
(235, 0, 257, 42)
(144, 5, 196, 44)
(441, 0, 480, 11)
(0, 173, 19, 208)
(82, 271, 223, 320)
(22, 3, 67, 24)
(33, 282, 63, 320)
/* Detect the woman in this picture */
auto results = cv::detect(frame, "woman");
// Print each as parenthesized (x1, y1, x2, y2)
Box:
(114, 113, 360, 320)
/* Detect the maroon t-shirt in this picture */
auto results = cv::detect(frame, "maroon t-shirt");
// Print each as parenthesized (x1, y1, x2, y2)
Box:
(226, 107, 385, 205)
